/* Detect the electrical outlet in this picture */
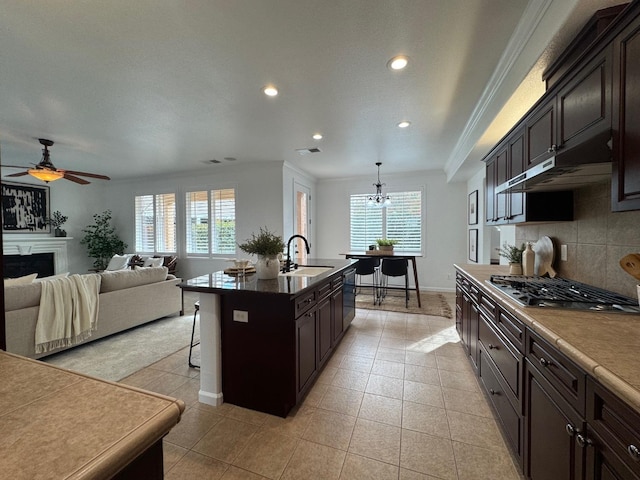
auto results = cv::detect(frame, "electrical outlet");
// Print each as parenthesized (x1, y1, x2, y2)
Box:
(560, 244, 568, 262)
(233, 310, 249, 323)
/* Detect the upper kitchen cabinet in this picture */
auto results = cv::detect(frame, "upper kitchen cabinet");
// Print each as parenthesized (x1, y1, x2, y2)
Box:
(612, 6, 640, 211)
(525, 102, 556, 170)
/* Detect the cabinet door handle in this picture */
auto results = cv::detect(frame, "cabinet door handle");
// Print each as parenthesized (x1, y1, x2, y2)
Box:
(628, 444, 640, 461)
(488, 344, 498, 350)
(547, 144, 558, 153)
(539, 357, 551, 368)
(306, 298, 314, 303)
(488, 389, 500, 396)
(565, 424, 576, 437)
(576, 434, 593, 448)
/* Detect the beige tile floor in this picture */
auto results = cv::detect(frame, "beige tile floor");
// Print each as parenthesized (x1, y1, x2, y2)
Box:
(121, 294, 524, 480)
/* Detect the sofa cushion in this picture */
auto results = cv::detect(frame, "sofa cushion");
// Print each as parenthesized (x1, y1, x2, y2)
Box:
(100, 266, 168, 293)
(34, 272, 70, 282)
(143, 257, 164, 268)
(4, 282, 42, 311)
(4, 273, 38, 287)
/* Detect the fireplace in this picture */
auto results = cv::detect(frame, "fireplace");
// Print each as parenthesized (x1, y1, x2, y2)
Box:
(2, 235, 71, 276)
(4, 253, 54, 278)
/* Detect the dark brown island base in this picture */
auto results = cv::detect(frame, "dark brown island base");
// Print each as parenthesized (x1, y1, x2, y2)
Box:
(180, 259, 357, 417)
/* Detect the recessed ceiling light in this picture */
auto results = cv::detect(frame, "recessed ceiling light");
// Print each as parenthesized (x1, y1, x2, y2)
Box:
(388, 55, 409, 71)
(263, 85, 278, 97)
(312, 133, 323, 140)
(397, 121, 411, 128)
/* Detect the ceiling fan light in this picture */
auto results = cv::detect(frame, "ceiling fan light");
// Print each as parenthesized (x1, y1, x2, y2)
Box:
(28, 169, 63, 182)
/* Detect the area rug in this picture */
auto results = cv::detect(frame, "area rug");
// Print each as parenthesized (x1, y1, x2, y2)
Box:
(356, 291, 452, 318)
(42, 313, 194, 382)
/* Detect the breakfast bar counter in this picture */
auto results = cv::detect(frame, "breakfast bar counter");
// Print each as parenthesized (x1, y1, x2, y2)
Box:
(0, 351, 185, 480)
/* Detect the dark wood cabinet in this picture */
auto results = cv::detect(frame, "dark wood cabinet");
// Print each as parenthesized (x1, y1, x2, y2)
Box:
(331, 286, 344, 343)
(612, 12, 640, 211)
(317, 296, 332, 367)
(486, 159, 497, 223)
(557, 46, 612, 152)
(524, 359, 586, 480)
(296, 309, 317, 394)
(586, 378, 640, 480)
(526, 102, 556, 169)
(455, 268, 640, 480)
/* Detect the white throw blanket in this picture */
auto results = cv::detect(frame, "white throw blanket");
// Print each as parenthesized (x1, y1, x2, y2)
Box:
(35, 274, 101, 354)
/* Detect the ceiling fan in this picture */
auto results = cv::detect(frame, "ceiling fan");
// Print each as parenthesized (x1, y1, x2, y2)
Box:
(3, 138, 110, 185)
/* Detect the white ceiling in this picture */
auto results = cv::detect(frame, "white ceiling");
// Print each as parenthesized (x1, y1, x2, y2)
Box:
(0, 0, 626, 183)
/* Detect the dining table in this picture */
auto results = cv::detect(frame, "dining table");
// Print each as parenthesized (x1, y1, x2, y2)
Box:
(341, 251, 422, 308)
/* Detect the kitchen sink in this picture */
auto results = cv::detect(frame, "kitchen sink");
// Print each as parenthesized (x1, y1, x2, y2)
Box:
(280, 266, 333, 277)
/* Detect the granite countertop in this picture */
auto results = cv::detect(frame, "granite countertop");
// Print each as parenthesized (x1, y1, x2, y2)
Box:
(0, 351, 185, 480)
(179, 258, 357, 296)
(455, 264, 640, 414)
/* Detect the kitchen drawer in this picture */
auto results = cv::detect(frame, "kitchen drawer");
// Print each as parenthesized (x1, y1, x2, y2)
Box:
(479, 313, 522, 400)
(295, 290, 316, 318)
(331, 276, 343, 291)
(317, 281, 332, 300)
(478, 292, 496, 319)
(478, 349, 523, 464)
(526, 328, 586, 416)
(587, 377, 640, 478)
(496, 307, 524, 353)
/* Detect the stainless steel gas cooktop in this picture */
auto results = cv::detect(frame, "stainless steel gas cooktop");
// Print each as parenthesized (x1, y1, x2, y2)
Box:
(487, 275, 640, 313)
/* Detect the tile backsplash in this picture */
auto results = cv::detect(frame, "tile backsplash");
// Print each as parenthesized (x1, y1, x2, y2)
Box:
(516, 182, 640, 298)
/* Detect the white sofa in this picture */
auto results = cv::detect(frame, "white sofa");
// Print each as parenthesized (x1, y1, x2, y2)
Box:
(4, 266, 183, 359)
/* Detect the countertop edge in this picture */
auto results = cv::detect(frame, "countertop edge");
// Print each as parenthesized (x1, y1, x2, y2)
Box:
(454, 263, 640, 415)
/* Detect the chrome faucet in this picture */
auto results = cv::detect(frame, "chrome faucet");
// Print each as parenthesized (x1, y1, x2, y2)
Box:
(283, 235, 310, 273)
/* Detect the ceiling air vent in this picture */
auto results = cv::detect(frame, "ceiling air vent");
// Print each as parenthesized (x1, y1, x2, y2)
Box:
(295, 147, 321, 155)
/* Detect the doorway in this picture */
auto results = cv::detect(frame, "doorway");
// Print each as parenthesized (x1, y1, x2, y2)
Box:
(294, 182, 311, 264)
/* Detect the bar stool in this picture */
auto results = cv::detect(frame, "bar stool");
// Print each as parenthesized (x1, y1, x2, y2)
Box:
(189, 301, 200, 368)
(355, 257, 381, 304)
(380, 258, 409, 308)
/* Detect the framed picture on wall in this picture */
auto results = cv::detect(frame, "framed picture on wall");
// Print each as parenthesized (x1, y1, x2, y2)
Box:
(1, 181, 50, 233)
(469, 228, 478, 262)
(468, 190, 478, 225)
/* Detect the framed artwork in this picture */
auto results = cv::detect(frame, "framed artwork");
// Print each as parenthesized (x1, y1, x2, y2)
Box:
(468, 190, 478, 225)
(469, 228, 478, 263)
(1, 181, 50, 233)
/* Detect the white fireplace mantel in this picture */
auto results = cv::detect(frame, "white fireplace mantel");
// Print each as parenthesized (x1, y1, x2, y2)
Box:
(3, 235, 73, 274)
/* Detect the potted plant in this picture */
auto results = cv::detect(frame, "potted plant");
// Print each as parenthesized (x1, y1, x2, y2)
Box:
(238, 226, 285, 279)
(80, 210, 128, 270)
(499, 242, 525, 275)
(46, 210, 68, 237)
(376, 238, 398, 252)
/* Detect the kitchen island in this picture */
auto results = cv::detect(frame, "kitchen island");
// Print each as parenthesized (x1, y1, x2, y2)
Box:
(180, 259, 357, 417)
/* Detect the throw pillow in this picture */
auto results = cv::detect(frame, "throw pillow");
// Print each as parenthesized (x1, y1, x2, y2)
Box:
(143, 257, 164, 268)
(4, 273, 38, 287)
(105, 254, 132, 271)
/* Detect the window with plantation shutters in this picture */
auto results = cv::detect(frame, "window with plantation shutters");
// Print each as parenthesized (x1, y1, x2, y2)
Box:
(135, 193, 176, 254)
(350, 190, 422, 252)
(185, 188, 236, 255)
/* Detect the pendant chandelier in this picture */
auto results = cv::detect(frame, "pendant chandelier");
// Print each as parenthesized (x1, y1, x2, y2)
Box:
(367, 162, 391, 207)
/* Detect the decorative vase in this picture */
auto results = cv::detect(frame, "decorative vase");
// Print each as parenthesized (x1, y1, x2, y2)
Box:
(509, 262, 523, 275)
(379, 245, 394, 252)
(255, 254, 280, 280)
(54, 228, 66, 237)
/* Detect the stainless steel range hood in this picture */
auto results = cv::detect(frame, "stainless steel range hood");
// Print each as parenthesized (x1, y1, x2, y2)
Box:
(496, 129, 612, 194)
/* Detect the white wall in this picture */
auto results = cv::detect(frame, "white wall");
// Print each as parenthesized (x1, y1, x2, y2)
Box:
(91, 161, 285, 280)
(315, 169, 467, 292)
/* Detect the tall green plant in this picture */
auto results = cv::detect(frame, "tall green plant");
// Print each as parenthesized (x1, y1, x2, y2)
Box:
(81, 210, 128, 269)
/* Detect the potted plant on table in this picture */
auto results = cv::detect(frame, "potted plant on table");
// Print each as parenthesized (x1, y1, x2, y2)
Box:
(80, 210, 128, 270)
(376, 238, 398, 252)
(499, 242, 525, 275)
(238, 226, 285, 280)
(46, 210, 68, 237)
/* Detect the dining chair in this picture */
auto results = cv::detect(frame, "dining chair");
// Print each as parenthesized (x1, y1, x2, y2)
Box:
(188, 301, 200, 368)
(355, 257, 381, 304)
(380, 258, 409, 307)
